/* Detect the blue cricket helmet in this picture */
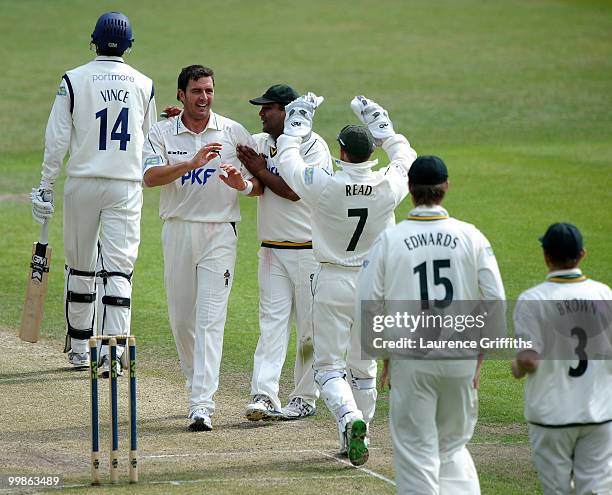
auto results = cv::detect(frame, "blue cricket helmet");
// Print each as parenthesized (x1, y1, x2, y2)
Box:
(91, 12, 133, 55)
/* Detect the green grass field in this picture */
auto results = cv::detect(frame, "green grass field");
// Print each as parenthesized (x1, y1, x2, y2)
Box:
(1, 0, 611, 493)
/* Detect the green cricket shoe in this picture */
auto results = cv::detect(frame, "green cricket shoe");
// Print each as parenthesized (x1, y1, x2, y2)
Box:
(348, 419, 369, 466)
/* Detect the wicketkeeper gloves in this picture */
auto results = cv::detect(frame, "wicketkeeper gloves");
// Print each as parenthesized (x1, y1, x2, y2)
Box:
(283, 92, 325, 139)
(30, 185, 54, 224)
(350, 96, 395, 145)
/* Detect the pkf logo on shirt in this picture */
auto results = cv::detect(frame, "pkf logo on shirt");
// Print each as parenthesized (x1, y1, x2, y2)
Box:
(181, 168, 216, 185)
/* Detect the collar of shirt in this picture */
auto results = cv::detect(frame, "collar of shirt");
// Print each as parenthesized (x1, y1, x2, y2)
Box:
(175, 111, 222, 136)
(408, 205, 449, 218)
(94, 55, 125, 63)
(546, 268, 583, 280)
(334, 158, 378, 174)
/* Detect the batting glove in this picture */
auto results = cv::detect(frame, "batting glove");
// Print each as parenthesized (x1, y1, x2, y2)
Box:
(283, 92, 324, 139)
(350, 95, 395, 144)
(30, 187, 54, 224)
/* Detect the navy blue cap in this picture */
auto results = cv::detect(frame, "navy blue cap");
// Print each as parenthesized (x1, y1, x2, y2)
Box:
(540, 222, 583, 259)
(408, 155, 448, 185)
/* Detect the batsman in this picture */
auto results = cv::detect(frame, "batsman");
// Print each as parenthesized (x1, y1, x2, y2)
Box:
(31, 12, 156, 372)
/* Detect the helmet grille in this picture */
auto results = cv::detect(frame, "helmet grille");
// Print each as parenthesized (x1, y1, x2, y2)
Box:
(104, 18, 127, 37)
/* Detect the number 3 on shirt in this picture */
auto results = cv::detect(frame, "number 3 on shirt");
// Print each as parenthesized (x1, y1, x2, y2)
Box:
(95, 107, 131, 151)
(569, 326, 588, 377)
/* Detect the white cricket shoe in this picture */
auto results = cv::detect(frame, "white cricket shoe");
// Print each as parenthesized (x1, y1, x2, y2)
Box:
(99, 354, 123, 378)
(188, 407, 213, 431)
(68, 351, 90, 369)
(245, 394, 279, 421)
(278, 397, 316, 420)
(347, 419, 369, 466)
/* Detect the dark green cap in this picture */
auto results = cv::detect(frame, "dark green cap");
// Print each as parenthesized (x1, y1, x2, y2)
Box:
(249, 84, 299, 105)
(408, 155, 448, 185)
(337, 125, 376, 159)
(539, 222, 583, 259)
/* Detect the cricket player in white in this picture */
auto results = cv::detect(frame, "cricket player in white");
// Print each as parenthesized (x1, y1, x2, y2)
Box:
(359, 155, 505, 494)
(275, 93, 417, 465)
(512, 223, 612, 495)
(237, 85, 333, 420)
(142, 65, 263, 431)
(31, 12, 156, 372)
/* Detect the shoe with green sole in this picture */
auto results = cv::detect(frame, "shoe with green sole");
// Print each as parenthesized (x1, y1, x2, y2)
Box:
(348, 419, 369, 466)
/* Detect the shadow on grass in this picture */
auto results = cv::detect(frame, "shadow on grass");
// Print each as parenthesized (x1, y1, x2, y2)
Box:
(0, 366, 88, 384)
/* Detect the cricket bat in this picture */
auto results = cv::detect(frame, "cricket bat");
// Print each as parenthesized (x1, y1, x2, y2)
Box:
(19, 221, 52, 343)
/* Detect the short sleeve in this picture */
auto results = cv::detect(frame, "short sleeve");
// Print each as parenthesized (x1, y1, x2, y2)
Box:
(513, 294, 544, 354)
(142, 124, 167, 175)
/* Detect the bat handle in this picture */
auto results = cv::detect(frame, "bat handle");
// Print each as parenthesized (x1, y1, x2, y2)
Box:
(40, 220, 50, 245)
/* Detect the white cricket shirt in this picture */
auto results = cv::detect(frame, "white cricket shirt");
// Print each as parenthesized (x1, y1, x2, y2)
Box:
(360, 205, 506, 302)
(276, 133, 416, 266)
(253, 132, 332, 243)
(142, 111, 255, 222)
(514, 269, 612, 425)
(357, 205, 506, 364)
(41, 56, 156, 184)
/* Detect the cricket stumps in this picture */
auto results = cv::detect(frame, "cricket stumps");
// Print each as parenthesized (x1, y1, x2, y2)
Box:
(89, 335, 137, 485)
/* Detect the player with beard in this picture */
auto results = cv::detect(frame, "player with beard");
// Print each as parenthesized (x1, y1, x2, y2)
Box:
(238, 85, 333, 421)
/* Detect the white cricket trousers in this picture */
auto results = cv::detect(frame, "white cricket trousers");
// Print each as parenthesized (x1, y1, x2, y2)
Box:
(63, 177, 141, 354)
(390, 360, 480, 495)
(250, 246, 319, 410)
(312, 264, 377, 431)
(528, 421, 612, 495)
(162, 219, 237, 414)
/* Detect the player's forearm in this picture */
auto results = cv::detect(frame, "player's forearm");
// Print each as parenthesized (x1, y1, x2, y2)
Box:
(476, 353, 484, 374)
(382, 134, 417, 173)
(41, 128, 68, 185)
(276, 135, 307, 196)
(247, 176, 264, 196)
(41, 152, 64, 188)
(252, 169, 299, 201)
(143, 160, 195, 187)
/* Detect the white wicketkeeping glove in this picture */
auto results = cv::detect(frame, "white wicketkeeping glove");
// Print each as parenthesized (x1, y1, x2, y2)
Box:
(30, 187, 54, 224)
(283, 92, 324, 139)
(350, 95, 395, 144)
